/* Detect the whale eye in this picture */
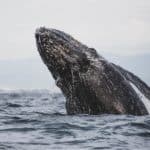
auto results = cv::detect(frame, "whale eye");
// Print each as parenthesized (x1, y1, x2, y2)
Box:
(54, 75, 63, 88)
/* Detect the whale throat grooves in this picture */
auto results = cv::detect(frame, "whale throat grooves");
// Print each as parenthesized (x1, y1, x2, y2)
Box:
(35, 27, 150, 116)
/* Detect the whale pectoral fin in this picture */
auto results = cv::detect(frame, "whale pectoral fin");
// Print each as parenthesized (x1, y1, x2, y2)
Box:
(112, 63, 150, 100)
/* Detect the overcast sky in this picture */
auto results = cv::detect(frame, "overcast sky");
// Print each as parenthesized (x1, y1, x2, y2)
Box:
(0, 0, 150, 60)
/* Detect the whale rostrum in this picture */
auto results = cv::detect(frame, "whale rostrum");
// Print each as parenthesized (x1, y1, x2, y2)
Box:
(35, 27, 150, 115)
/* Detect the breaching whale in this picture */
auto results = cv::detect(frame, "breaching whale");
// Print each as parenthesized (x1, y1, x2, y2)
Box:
(35, 27, 150, 115)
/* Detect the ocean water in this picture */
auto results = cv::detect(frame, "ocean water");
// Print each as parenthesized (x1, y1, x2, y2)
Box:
(0, 90, 150, 150)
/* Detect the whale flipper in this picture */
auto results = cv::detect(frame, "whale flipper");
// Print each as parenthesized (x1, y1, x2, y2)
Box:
(112, 63, 150, 100)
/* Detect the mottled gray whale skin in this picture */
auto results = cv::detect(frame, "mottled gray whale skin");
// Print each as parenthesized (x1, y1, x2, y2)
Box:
(35, 27, 150, 115)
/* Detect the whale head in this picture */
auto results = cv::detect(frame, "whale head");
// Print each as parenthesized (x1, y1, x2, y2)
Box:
(35, 27, 99, 87)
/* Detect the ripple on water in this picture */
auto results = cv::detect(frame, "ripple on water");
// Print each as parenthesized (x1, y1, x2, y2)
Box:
(0, 90, 150, 150)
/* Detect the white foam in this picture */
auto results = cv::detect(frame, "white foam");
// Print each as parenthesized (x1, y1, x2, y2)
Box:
(130, 82, 150, 114)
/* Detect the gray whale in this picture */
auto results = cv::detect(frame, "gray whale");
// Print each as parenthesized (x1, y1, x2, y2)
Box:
(35, 27, 150, 115)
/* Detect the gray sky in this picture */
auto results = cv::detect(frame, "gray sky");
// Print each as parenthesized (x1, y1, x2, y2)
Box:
(0, 0, 150, 60)
(0, 0, 150, 89)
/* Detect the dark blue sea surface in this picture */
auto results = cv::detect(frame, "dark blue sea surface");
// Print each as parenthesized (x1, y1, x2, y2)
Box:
(0, 90, 150, 150)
